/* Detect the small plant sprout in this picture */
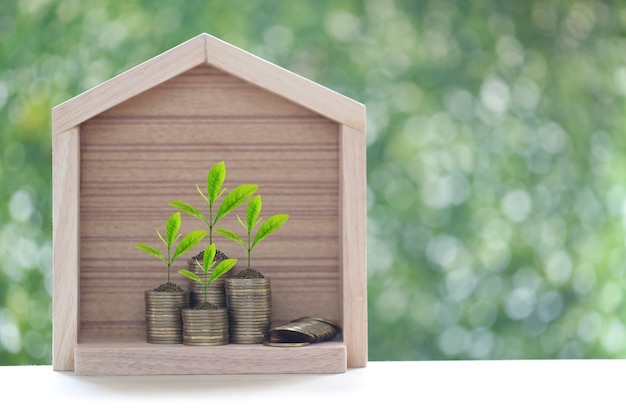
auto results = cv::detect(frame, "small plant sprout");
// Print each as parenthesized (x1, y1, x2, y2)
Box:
(169, 161, 258, 246)
(178, 243, 237, 307)
(216, 195, 289, 270)
(135, 212, 207, 290)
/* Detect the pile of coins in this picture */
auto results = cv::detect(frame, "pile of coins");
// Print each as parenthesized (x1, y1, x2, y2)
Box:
(181, 308, 229, 346)
(186, 258, 228, 308)
(225, 277, 271, 344)
(270, 317, 341, 344)
(144, 289, 190, 344)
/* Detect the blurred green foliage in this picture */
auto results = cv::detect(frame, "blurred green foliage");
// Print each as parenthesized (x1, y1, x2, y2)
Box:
(2, 0, 626, 364)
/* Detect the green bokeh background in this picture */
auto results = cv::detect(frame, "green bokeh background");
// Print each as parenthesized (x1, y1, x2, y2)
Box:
(2, 0, 626, 365)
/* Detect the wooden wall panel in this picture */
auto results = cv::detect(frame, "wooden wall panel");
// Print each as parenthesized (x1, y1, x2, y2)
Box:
(52, 127, 80, 369)
(340, 125, 367, 368)
(79, 65, 341, 340)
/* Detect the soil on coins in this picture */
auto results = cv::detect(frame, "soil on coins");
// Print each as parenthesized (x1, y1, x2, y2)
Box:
(192, 249, 229, 263)
(235, 268, 265, 279)
(193, 301, 219, 310)
(154, 282, 184, 292)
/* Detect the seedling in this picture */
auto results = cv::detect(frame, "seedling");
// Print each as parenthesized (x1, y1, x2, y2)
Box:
(216, 195, 289, 270)
(135, 212, 207, 289)
(170, 161, 257, 245)
(178, 243, 238, 306)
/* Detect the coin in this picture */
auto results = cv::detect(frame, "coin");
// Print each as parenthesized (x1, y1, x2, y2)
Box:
(225, 276, 272, 344)
(299, 317, 342, 331)
(183, 338, 228, 345)
(263, 341, 310, 347)
(270, 317, 341, 344)
(180, 305, 229, 346)
(270, 329, 313, 343)
(144, 289, 190, 344)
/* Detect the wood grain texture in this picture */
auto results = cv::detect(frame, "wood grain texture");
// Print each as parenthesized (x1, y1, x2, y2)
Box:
(340, 125, 368, 368)
(78, 65, 342, 342)
(52, 127, 80, 370)
(74, 341, 347, 375)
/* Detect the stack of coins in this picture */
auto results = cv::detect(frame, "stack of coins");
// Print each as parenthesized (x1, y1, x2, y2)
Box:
(144, 289, 190, 344)
(181, 307, 229, 346)
(270, 317, 341, 344)
(187, 255, 230, 308)
(225, 277, 271, 344)
(187, 264, 227, 308)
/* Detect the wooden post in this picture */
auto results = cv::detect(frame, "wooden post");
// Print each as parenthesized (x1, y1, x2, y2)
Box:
(52, 127, 80, 370)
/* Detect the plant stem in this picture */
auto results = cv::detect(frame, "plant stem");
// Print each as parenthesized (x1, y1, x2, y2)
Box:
(167, 245, 171, 283)
(208, 203, 214, 245)
(247, 227, 251, 269)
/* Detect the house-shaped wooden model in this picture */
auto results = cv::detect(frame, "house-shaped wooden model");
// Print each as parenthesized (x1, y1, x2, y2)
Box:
(52, 33, 366, 375)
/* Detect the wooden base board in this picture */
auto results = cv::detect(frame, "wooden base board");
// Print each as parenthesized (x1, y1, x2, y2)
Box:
(74, 340, 347, 376)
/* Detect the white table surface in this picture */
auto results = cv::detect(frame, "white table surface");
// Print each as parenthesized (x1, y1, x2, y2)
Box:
(1, 360, 622, 416)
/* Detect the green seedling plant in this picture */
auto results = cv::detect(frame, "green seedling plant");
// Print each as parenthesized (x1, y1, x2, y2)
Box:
(178, 243, 238, 307)
(135, 212, 207, 290)
(169, 161, 258, 246)
(216, 195, 289, 271)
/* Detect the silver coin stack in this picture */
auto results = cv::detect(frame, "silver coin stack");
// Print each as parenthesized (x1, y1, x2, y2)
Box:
(182, 308, 229, 346)
(144, 290, 190, 344)
(187, 254, 230, 307)
(225, 277, 271, 343)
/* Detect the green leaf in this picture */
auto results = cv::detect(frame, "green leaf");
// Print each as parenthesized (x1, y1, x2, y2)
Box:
(207, 161, 226, 204)
(178, 269, 203, 284)
(157, 230, 167, 246)
(165, 212, 181, 247)
(203, 243, 217, 273)
(236, 214, 248, 232)
(135, 244, 165, 261)
(210, 258, 238, 284)
(252, 214, 289, 248)
(246, 195, 262, 231)
(172, 230, 207, 261)
(215, 228, 246, 247)
(170, 200, 207, 223)
(214, 184, 258, 225)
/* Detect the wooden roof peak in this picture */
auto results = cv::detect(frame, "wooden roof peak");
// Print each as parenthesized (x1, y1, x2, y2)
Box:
(52, 33, 365, 136)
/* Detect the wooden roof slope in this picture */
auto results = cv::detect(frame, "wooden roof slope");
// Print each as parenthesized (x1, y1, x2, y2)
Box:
(52, 33, 365, 136)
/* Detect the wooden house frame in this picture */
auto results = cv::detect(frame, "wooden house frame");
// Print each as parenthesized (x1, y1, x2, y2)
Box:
(52, 33, 366, 375)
